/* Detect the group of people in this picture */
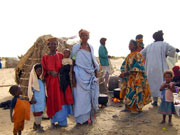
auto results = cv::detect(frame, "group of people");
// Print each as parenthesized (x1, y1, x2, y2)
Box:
(9, 29, 100, 135)
(8, 29, 180, 135)
(119, 30, 180, 126)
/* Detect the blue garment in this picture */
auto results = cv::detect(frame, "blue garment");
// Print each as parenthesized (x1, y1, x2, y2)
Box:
(72, 43, 99, 124)
(11, 96, 18, 109)
(158, 101, 176, 115)
(98, 45, 109, 66)
(0, 61, 2, 69)
(31, 80, 46, 113)
(51, 105, 73, 126)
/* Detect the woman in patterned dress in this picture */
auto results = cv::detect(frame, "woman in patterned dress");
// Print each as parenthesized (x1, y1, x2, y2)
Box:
(119, 40, 151, 112)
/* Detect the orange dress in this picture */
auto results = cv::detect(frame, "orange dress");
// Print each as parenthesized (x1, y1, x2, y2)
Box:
(13, 98, 30, 134)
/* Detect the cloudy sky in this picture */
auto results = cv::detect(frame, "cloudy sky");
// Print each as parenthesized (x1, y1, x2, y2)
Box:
(0, 0, 179, 57)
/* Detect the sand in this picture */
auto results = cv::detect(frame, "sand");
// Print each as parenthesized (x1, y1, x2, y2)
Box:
(0, 59, 180, 135)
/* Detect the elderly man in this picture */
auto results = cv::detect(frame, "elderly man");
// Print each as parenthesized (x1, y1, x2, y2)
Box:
(141, 30, 176, 106)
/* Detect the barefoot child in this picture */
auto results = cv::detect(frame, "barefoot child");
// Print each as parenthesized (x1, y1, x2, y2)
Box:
(28, 63, 46, 132)
(9, 85, 30, 135)
(158, 70, 176, 126)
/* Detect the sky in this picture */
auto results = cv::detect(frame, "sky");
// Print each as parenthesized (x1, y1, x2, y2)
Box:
(0, 0, 180, 57)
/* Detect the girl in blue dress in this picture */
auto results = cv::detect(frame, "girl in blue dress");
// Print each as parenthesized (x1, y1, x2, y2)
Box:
(28, 64, 46, 132)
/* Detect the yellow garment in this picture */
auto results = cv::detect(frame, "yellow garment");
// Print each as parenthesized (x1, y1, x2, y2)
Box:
(28, 64, 47, 100)
(62, 58, 72, 65)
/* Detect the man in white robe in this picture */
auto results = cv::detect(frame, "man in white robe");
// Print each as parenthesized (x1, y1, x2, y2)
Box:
(141, 30, 176, 106)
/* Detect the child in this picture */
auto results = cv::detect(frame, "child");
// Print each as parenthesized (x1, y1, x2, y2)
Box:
(28, 63, 46, 132)
(158, 70, 176, 126)
(9, 85, 30, 135)
(59, 48, 72, 93)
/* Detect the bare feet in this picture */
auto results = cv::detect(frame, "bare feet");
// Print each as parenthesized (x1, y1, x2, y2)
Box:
(50, 123, 56, 129)
(160, 120, 165, 124)
(168, 122, 173, 126)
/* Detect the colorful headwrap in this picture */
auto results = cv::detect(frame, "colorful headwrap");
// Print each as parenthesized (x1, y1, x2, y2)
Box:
(172, 66, 180, 77)
(48, 37, 58, 42)
(153, 30, 164, 41)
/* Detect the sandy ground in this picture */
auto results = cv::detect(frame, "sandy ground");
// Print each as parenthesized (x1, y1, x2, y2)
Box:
(0, 59, 180, 135)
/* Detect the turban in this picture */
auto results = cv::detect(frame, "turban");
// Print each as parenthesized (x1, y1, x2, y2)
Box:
(153, 30, 164, 41)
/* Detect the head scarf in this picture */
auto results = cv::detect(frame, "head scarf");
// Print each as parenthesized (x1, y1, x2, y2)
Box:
(130, 40, 137, 46)
(136, 34, 143, 40)
(100, 38, 107, 45)
(47, 37, 58, 44)
(130, 40, 138, 51)
(172, 66, 180, 77)
(153, 30, 164, 41)
(28, 64, 43, 100)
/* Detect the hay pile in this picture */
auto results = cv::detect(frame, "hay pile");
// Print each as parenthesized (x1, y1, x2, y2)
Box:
(5, 57, 19, 68)
(15, 35, 108, 95)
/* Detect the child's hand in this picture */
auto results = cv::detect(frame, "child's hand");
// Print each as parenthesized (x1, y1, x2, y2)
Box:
(30, 96, 37, 104)
(160, 82, 166, 91)
(165, 83, 170, 88)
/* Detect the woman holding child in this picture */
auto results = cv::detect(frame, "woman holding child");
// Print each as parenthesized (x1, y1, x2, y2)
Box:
(41, 38, 73, 128)
(72, 29, 99, 124)
(119, 40, 151, 112)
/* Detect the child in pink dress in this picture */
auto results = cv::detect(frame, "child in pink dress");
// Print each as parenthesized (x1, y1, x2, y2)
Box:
(158, 70, 176, 126)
